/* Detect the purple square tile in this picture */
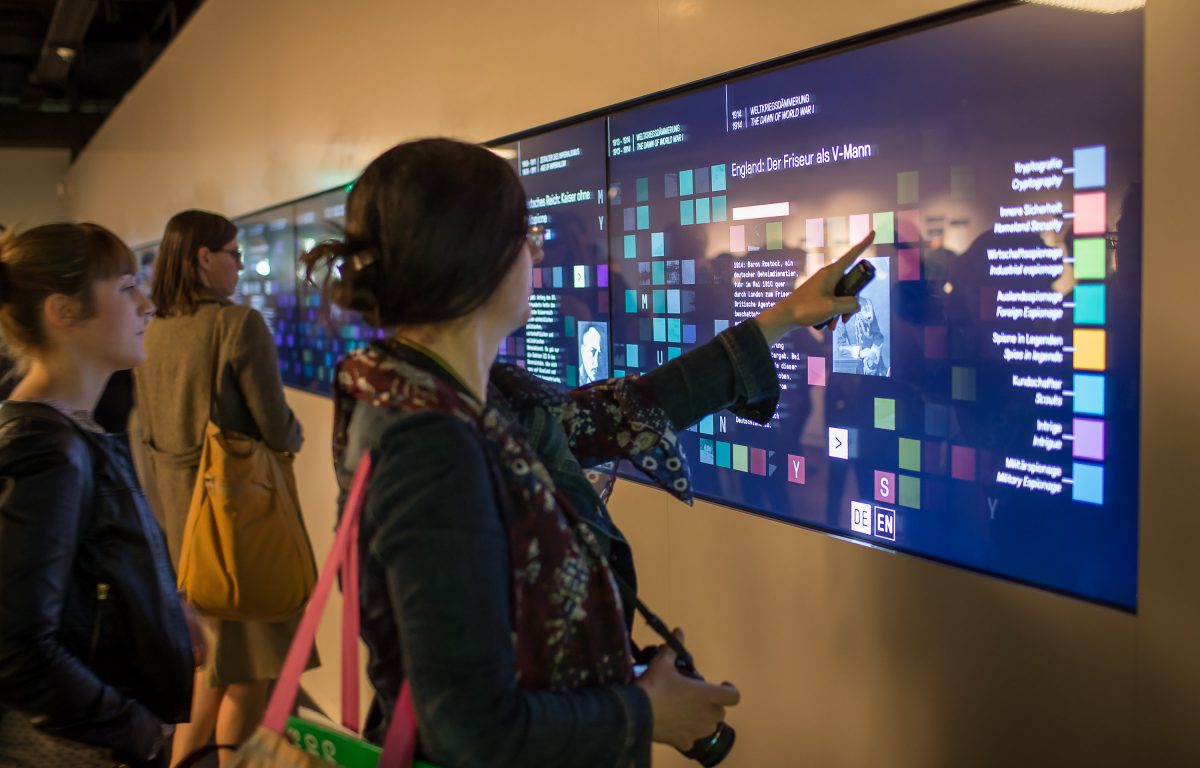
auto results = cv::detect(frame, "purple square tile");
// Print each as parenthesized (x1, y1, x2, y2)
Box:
(1072, 418, 1106, 461)
(951, 445, 976, 481)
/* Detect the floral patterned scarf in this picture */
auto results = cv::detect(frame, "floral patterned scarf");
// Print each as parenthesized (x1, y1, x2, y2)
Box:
(332, 341, 691, 690)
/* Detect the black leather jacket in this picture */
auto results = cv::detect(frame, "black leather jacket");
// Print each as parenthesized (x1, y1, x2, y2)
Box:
(0, 402, 193, 763)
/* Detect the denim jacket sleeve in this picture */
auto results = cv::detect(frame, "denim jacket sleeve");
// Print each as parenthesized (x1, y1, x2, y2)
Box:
(361, 411, 652, 768)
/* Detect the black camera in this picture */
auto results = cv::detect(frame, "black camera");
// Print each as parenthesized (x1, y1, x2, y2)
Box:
(635, 646, 736, 766)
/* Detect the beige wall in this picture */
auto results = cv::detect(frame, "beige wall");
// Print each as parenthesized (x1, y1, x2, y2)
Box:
(0, 148, 69, 230)
(65, 0, 1200, 765)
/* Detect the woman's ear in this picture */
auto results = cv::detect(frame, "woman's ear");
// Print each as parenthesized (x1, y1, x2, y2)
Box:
(43, 293, 83, 329)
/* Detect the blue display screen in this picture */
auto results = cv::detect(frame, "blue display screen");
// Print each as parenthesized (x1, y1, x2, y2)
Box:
(606, 4, 1142, 608)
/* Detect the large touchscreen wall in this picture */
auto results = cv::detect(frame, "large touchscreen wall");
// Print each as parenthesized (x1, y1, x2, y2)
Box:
(494, 119, 609, 385)
(607, 5, 1142, 607)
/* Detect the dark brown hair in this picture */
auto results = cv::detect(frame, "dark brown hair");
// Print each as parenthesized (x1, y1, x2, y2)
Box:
(152, 209, 238, 316)
(0, 222, 137, 368)
(303, 138, 528, 327)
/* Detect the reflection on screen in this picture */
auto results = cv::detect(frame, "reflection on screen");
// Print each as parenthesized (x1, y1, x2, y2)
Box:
(494, 119, 610, 387)
(607, 4, 1142, 608)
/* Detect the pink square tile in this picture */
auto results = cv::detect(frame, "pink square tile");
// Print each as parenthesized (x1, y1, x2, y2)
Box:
(787, 454, 806, 484)
(849, 213, 871, 243)
(729, 225, 746, 253)
(898, 248, 921, 281)
(951, 445, 976, 481)
(897, 209, 922, 243)
(1073, 192, 1107, 235)
(750, 448, 767, 476)
(874, 470, 896, 504)
(806, 218, 825, 248)
(808, 356, 826, 387)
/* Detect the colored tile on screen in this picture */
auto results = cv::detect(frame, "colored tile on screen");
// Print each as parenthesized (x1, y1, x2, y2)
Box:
(898, 171, 919, 204)
(711, 196, 727, 222)
(898, 248, 921, 281)
(1074, 283, 1106, 325)
(680, 169, 694, 197)
(899, 438, 921, 471)
(826, 216, 848, 246)
(849, 214, 871, 243)
(682, 260, 695, 284)
(532, 269, 543, 289)
(564, 316, 575, 337)
(951, 445, 976, 481)
(699, 415, 714, 435)
(787, 454, 806, 484)
(1073, 192, 1106, 235)
(695, 197, 711, 225)
(1073, 145, 1106, 189)
(875, 398, 896, 430)
(731, 444, 749, 472)
(623, 207, 636, 232)
(715, 441, 731, 469)
(925, 403, 949, 437)
(711, 164, 727, 192)
(626, 344, 639, 369)
(729, 225, 746, 253)
(652, 290, 666, 314)
(637, 205, 649, 230)
(951, 165, 973, 200)
(636, 177, 649, 203)
(652, 261, 665, 285)
(651, 231, 665, 258)
(806, 218, 825, 248)
(899, 475, 921, 509)
(664, 173, 679, 199)
(625, 289, 637, 313)
(923, 441, 948, 476)
(699, 438, 715, 465)
(668, 346, 681, 361)
(1072, 418, 1106, 461)
(668, 318, 681, 343)
(1073, 329, 1106, 371)
(680, 199, 695, 226)
(750, 448, 767, 476)
(653, 317, 666, 343)
(875, 471, 897, 504)
(1072, 462, 1104, 505)
(667, 289, 681, 314)
(808, 356, 826, 386)
(566, 367, 577, 387)
(683, 324, 697, 344)
(1074, 238, 1105, 280)
(624, 234, 637, 259)
(714, 319, 730, 333)
(872, 211, 895, 244)
(766, 222, 784, 250)
(1073, 374, 1105, 415)
(597, 265, 608, 287)
(552, 267, 563, 288)
(952, 366, 976, 401)
(897, 209, 921, 243)
(573, 266, 589, 288)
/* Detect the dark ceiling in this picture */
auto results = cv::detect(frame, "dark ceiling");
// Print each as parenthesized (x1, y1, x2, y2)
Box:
(0, 0, 205, 158)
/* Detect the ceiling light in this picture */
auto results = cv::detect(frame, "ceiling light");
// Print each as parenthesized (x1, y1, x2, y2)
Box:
(1023, 0, 1144, 13)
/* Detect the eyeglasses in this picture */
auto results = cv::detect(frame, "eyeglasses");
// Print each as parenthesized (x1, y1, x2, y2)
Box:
(215, 248, 243, 262)
(527, 225, 546, 249)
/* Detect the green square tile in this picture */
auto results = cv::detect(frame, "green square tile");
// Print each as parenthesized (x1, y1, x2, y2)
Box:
(875, 397, 896, 430)
(712, 195, 727, 222)
(625, 289, 637, 313)
(652, 261, 665, 285)
(667, 318, 682, 343)
(898, 171, 919, 205)
(653, 317, 666, 342)
(680, 169, 694, 197)
(566, 367, 577, 387)
(899, 437, 921, 471)
(680, 199, 694, 226)
(653, 290, 666, 314)
(1074, 238, 1106, 280)
(637, 205, 649, 230)
(636, 177, 649, 203)
(623, 234, 637, 259)
(695, 197, 711, 224)
(564, 316, 575, 337)
(872, 212, 895, 244)
(899, 475, 921, 508)
(732, 444, 749, 472)
(766, 222, 784, 250)
(715, 440, 731, 468)
(1074, 283, 1106, 325)
(668, 346, 681, 360)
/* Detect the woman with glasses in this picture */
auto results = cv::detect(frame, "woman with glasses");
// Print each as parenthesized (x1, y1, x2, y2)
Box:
(132, 209, 309, 765)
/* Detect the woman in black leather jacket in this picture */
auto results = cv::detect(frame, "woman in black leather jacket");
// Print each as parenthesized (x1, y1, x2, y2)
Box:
(0, 223, 199, 767)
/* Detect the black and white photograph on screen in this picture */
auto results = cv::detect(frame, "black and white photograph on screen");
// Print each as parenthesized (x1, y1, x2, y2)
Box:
(833, 255, 891, 377)
(578, 321, 610, 385)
